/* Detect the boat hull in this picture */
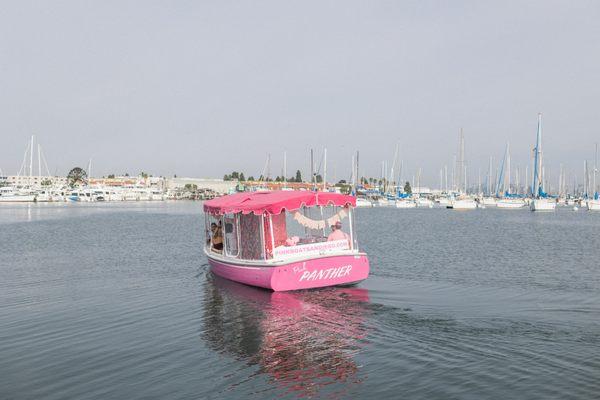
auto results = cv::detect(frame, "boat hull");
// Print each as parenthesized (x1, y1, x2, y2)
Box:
(496, 199, 526, 209)
(395, 200, 416, 208)
(530, 198, 556, 211)
(587, 200, 600, 211)
(207, 253, 370, 291)
(0, 195, 36, 202)
(447, 199, 477, 210)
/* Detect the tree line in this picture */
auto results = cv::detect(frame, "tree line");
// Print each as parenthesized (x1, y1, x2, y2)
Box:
(223, 170, 306, 182)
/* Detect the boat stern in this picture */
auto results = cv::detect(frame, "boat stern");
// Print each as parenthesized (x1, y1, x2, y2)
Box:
(270, 254, 369, 291)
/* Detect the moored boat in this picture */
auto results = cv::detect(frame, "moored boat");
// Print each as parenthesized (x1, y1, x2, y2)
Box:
(481, 197, 497, 207)
(587, 199, 600, 211)
(447, 196, 477, 210)
(395, 198, 416, 208)
(530, 198, 556, 211)
(203, 191, 370, 291)
(530, 113, 556, 212)
(0, 187, 36, 202)
(355, 197, 373, 208)
(496, 198, 526, 209)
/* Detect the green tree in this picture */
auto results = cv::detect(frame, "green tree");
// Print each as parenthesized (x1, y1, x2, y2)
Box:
(315, 174, 323, 183)
(140, 171, 149, 179)
(247, 176, 255, 181)
(107, 174, 115, 179)
(404, 181, 412, 194)
(239, 173, 245, 181)
(184, 183, 198, 191)
(41, 178, 52, 186)
(295, 170, 302, 183)
(66, 167, 87, 187)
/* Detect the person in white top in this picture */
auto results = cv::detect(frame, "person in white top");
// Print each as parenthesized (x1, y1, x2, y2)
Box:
(327, 221, 350, 244)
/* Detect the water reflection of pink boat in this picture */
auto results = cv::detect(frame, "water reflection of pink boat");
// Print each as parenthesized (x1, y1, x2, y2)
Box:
(203, 274, 371, 397)
(203, 191, 370, 291)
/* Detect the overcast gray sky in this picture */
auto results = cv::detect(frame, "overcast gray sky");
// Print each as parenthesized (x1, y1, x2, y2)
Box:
(1, 1, 599, 187)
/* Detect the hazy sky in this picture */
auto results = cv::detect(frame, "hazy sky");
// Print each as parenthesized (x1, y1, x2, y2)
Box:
(1, 1, 599, 187)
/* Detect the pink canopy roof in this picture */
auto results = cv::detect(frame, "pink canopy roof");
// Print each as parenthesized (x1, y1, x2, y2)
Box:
(204, 191, 356, 215)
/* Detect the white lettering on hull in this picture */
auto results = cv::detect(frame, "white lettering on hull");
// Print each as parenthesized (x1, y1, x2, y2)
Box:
(298, 265, 353, 282)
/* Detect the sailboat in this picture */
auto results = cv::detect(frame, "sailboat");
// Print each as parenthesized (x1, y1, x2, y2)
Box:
(481, 156, 497, 206)
(448, 129, 477, 210)
(530, 114, 556, 212)
(587, 144, 600, 211)
(496, 142, 526, 209)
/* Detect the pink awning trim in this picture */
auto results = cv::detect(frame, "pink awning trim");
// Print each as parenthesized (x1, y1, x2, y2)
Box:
(203, 191, 356, 215)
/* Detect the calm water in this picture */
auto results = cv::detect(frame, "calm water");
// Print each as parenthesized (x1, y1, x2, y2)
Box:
(1, 202, 599, 399)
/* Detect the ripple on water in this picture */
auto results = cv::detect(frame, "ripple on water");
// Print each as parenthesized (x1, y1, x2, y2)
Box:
(1, 203, 599, 399)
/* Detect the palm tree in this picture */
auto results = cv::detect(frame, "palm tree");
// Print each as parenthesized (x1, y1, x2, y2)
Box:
(67, 167, 87, 187)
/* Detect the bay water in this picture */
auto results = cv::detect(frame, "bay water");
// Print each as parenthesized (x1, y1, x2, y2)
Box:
(1, 202, 598, 399)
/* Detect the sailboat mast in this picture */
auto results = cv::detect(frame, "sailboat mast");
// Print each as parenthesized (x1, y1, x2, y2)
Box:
(458, 129, 465, 193)
(488, 156, 492, 196)
(310, 149, 314, 185)
(452, 155, 456, 192)
(532, 113, 542, 198)
(389, 143, 399, 188)
(351, 155, 355, 187)
(355, 151, 359, 189)
(29, 135, 34, 186)
(283, 151, 287, 184)
(595, 143, 598, 197)
(323, 148, 327, 191)
(37, 144, 41, 180)
(441, 168, 446, 192)
(507, 142, 511, 194)
(584, 161, 588, 199)
(525, 165, 529, 196)
(444, 164, 448, 193)
(497, 144, 508, 197)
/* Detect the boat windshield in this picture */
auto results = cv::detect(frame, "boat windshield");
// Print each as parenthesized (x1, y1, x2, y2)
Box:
(205, 205, 357, 261)
(268, 205, 356, 260)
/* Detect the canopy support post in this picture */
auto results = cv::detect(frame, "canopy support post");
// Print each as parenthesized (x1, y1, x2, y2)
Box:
(260, 214, 266, 260)
(348, 207, 355, 250)
(268, 214, 275, 259)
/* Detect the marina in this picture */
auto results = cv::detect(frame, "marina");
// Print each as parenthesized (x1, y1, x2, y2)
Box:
(3, 114, 600, 212)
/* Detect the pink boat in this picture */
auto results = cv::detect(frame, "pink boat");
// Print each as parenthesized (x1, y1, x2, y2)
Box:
(203, 190, 370, 291)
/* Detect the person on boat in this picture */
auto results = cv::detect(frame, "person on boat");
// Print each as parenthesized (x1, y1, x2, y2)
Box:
(327, 221, 350, 243)
(210, 222, 223, 251)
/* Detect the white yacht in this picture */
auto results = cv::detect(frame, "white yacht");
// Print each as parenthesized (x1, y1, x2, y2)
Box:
(437, 196, 451, 206)
(376, 197, 392, 207)
(587, 199, 600, 211)
(530, 198, 556, 211)
(448, 195, 477, 210)
(416, 197, 434, 208)
(497, 198, 526, 209)
(481, 197, 497, 206)
(355, 197, 373, 208)
(0, 187, 36, 202)
(395, 198, 416, 208)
